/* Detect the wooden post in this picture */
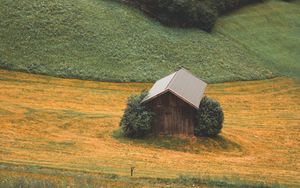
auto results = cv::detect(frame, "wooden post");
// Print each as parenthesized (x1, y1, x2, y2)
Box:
(130, 167, 135, 176)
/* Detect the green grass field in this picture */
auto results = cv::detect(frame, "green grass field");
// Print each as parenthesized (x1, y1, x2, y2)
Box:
(1, 0, 299, 82)
(216, 0, 300, 79)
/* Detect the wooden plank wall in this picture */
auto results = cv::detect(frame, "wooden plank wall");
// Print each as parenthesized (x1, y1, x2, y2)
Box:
(147, 92, 195, 136)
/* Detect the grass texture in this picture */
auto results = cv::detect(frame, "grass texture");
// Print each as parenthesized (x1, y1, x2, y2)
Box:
(0, 69, 299, 187)
(1, 0, 299, 82)
(217, 0, 300, 79)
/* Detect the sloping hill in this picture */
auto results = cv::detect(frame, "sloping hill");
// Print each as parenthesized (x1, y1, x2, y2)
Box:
(0, 0, 299, 82)
(216, 0, 300, 79)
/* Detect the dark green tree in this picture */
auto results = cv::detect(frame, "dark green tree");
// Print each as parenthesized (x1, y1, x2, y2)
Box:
(129, 0, 263, 31)
(120, 92, 154, 138)
(195, 96, 224, 137)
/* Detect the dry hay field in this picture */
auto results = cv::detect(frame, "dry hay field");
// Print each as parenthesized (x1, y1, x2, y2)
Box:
(0, 69, 299, 187)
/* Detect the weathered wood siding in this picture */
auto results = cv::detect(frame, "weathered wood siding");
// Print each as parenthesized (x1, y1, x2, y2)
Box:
(147, 92, 195, 136)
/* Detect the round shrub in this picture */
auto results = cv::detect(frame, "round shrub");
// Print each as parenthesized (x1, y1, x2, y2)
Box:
(195, 96, 224, 137)
(120, 92, 153, 138)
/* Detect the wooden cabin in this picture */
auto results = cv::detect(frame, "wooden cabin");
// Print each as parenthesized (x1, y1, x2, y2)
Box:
(142, 68, 207, 136)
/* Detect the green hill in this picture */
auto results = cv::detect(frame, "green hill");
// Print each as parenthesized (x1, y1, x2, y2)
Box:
(217, 0, 300, 79)
(0, 0, 299, 82)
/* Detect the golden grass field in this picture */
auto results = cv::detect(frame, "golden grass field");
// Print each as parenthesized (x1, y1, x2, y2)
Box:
(0, 69, 299, 187)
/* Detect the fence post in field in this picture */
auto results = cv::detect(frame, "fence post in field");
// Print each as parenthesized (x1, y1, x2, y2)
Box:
(131, 167, 135, 176)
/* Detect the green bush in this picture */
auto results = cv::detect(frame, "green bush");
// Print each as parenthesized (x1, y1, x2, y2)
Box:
(195, 96, 224, 137)
(128, 0, 263, 31)
(120, 92, 154, 138)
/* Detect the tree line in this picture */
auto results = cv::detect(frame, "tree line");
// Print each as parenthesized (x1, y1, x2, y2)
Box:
(126, 0, 264, 31)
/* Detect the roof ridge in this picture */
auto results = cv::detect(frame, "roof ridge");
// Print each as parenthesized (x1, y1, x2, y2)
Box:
(165, 69, 178, 90)
(180, 68, 206, 84)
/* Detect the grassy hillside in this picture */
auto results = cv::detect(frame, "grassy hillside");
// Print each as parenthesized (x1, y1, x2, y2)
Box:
(2, 0, 299, 82)
(0, 70, 299, 187)
(217, 0, 300, 79)
(0, 1, 299, 83)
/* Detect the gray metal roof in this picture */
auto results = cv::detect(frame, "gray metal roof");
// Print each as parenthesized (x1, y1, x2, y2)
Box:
(142, 68, 207, 109)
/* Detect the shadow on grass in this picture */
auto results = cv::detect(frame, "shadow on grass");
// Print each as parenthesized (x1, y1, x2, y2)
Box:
(112, 129, 242, 154)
